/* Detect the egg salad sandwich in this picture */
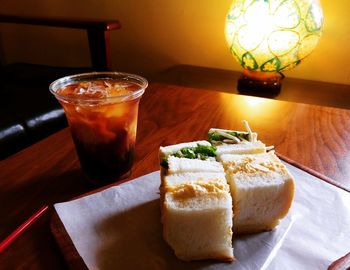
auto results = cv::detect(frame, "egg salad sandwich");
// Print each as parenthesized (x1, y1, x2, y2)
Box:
(218, 151, 295, 234)
(159, 141, 234, 261)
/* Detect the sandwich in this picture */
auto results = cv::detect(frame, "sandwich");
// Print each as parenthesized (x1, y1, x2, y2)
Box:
(208, 121, 268, 157)
(218, 151, 295, 234)
(161, 172, 234, 261)
(159, 141, 234, 261)
(158, 122, 295, 262)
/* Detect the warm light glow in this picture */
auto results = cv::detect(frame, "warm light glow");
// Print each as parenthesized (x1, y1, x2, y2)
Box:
(225, 0, 324, 72)
(219, 92, 285, 119)
(242, 96, 266, 107)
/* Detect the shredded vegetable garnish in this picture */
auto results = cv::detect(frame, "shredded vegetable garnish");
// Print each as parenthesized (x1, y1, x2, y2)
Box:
(265, 145, 275, 151)
(208, 130, 250, 144)
(216, 130, 241, 143)
(208, 121, 258, 144)
(243, 120, 255, 142)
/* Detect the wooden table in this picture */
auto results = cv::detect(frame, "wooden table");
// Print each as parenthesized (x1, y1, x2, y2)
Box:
(154, 65, 350, 110)
(1, 83, 350, 269)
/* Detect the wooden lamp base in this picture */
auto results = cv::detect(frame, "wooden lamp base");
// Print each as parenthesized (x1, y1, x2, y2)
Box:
(237, 70, 284, 98)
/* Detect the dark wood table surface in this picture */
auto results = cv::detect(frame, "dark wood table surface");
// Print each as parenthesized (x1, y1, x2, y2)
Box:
(1, 83, 350, 269)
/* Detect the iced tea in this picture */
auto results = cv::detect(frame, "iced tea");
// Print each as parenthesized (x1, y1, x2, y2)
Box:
(50, 72, 147, 186)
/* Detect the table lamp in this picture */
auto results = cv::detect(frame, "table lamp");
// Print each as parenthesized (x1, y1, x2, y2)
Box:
(225, 0, 324, 97)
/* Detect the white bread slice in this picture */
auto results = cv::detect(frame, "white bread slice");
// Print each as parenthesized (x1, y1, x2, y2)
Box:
(167, 156, 224, 174)
(160, 172, 234, 261)
(159, 140, 211, 158)
(215, 141, 266, 157)
(220, 152, 294, 235)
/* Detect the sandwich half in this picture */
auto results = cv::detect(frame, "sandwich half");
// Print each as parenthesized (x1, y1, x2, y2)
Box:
(161, 172, 234, 261)
(219, 151, 295, 235)
(159, 141, 234, 261)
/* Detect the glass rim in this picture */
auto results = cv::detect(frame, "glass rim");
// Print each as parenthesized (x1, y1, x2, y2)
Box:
(49, 71, 148, 103)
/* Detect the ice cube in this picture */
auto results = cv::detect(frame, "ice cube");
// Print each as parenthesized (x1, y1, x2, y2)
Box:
(74, 81, 108, 99)
(104, 81, 135, 97)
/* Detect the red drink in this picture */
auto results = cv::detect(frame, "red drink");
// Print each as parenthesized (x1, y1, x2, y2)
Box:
(50, 72, 147, 186)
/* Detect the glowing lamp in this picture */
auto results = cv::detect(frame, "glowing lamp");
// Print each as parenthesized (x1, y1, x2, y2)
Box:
(225, 0, 324, 96)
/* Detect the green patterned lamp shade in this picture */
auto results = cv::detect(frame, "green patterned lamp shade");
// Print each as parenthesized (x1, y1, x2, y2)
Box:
(225, 0, 324, 73)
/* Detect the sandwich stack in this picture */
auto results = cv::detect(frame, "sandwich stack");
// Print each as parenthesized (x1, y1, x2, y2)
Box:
(159, 141, 234, 261)
(159, 122, 295, 262)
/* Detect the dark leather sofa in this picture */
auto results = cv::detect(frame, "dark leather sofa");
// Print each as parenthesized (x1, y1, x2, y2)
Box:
(0, 15, 120, 159)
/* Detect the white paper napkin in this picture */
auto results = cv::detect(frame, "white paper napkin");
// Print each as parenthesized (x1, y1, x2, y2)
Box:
(54, 163, 350, 270)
